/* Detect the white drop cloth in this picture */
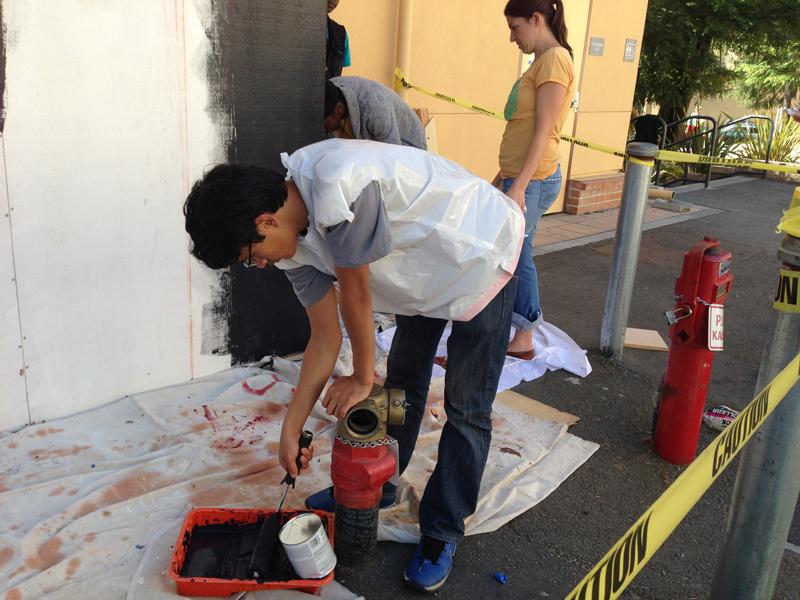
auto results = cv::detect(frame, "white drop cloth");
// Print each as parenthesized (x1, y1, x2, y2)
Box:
(0, 325, 596, 599)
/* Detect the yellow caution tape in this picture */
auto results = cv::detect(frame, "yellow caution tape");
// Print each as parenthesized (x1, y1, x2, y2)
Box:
(627, 156, 654, 167)
(656, 149, 800, 176)
(777, 186, 800, 238)
(565, 351, 800, 600)
(395, 68, 504, 120)
(774, 269, 800, 313)
(395, 68, 800, 176)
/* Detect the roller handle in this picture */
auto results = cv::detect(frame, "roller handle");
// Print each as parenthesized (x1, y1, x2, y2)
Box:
(281, 430, 313, 487)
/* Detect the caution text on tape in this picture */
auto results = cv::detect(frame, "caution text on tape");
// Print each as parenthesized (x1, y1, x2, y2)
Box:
(774, 269, 800, 313)
(564, 351, 800, 600)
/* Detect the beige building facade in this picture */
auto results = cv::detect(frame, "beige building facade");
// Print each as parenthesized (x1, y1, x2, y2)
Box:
(331, 0, 649, 213)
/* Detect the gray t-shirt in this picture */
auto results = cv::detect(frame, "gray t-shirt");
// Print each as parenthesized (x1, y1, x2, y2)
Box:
(285, 181, 393, 307)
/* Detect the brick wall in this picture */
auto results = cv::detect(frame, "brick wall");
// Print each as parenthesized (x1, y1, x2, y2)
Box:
(565, 173, 625, 215)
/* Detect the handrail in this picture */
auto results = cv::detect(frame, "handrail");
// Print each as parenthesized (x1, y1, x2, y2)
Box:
(717, 115, 775, 179)
(660, 115, 718, 187)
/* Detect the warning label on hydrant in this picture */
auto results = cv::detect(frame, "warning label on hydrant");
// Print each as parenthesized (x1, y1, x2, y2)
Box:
(708, 304, 724, 351)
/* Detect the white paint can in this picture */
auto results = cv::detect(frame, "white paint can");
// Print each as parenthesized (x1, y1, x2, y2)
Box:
(278, 512, 336, 579)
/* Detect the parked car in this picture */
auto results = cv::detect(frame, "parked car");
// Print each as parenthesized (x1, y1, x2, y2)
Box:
(718, 121, 758, 143)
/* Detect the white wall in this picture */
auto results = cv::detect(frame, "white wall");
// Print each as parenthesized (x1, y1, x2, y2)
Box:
(0, 141, 28, 427)
(0, 0, 229, 430)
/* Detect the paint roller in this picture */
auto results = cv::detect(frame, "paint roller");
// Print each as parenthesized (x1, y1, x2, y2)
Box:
(248, 430, 313, 580)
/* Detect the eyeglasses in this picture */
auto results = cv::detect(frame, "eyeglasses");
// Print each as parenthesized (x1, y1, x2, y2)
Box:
(243, 242, 256, 268)
(242, 242, 270, 269)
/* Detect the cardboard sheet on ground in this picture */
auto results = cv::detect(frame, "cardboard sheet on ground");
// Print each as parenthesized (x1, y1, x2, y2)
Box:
(0, 331, 596, 599)
(624, 327, 669, 352)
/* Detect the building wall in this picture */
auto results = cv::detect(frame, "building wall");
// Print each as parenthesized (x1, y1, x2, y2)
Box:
(569, 0, 649, 179)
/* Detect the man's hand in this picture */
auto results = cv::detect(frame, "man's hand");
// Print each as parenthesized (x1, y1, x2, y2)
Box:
(322, 375, 373, 419)
(279, 425, 315, 478)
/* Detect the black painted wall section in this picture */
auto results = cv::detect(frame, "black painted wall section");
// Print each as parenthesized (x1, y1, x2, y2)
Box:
(205, 0, 325, 363)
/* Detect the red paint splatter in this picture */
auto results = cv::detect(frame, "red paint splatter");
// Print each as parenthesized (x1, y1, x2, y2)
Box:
(217, 438, 244, 449)
(74, 502, 97, 519)
(242, 376, 279, 396)
(28, 445, 91, 459)
(102, 511, 112, 517)
(84, 532, 96, 543)
(5, 587, 22, 600)
(66, 557, 81, 577)
(7, 442, 17, 449)
(0, 547, 13, 569)
(499, 447, 522, 457)
(202, 405, 218, 431)
(49, 486, 66, 496)
(260, 402, 284, 417)
(25, 537, 63, 571)
(9, 565, 26, 578)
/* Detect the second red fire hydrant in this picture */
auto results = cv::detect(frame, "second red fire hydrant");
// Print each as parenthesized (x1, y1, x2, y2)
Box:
(653, 237, 733, 464)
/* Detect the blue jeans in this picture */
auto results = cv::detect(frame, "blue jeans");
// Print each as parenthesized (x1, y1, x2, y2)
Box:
(501, 166, 562, 330)
(385, 278, 516, 543)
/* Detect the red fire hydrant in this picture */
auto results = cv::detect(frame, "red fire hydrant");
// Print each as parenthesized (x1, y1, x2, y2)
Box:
(331, 438, 396, 509)
(653, 237, 733, 464)
(330, 385, 405, 564)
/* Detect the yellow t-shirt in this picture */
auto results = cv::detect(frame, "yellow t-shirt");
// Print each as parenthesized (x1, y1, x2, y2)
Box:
(498, 46, 575, 180)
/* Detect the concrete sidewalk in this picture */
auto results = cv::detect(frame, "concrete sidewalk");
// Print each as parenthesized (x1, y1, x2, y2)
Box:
(337, 176, 800, 599)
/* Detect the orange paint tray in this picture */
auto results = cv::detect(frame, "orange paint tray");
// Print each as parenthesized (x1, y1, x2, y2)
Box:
(169, 507, 335, 597)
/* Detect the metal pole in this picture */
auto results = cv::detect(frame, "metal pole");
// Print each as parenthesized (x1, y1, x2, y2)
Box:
(599, 142, 658, 358)
(710, 233, 800, 600)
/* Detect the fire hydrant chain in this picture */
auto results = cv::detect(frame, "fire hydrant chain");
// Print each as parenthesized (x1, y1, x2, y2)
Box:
(334, 434, 398, 449)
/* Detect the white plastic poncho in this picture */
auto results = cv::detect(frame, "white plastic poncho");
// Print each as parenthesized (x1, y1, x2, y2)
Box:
(279, 139, 524, 321)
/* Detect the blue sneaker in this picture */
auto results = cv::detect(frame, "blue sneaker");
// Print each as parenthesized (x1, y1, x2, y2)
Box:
(304, 484, 397, 512)
(403, 536, 457, 593)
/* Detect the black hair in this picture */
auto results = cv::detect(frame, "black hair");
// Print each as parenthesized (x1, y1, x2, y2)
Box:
(183, 164, 287, 269)
(324, 79, 346, 118)
(504, 0, 573, 59)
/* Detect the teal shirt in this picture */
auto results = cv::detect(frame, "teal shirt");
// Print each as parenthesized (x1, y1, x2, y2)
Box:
(343, 33, 351, 68)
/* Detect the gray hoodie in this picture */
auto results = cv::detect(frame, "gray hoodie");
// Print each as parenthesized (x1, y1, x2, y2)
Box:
(330, 76, 427, 150)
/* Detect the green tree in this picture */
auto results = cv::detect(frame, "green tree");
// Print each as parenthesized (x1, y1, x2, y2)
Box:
(635, 0, 800, 125)
(735, 42, 800, 110)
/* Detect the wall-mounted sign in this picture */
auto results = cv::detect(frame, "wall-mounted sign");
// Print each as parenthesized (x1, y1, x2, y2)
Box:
(589, 37, 605, 56)
(624, 39, 638, 62)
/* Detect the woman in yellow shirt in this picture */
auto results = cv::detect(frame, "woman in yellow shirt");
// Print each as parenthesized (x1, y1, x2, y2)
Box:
(495, 0, 575, 359)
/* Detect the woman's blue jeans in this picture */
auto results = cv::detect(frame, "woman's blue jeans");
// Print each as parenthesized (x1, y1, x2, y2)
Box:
(501, 165, 562, 331)
(385, 278, 516, 543)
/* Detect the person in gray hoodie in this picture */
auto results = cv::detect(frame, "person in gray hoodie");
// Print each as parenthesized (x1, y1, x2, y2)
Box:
(324, 76, 427, 150)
